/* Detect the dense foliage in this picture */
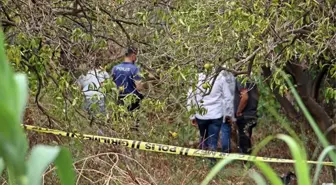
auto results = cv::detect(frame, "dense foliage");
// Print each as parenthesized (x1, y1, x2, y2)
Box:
(0, 0, 336, 184)
(0, 31, 75, 185)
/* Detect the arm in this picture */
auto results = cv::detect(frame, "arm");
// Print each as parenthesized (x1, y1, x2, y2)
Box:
(104, 71, 110, 80)
(133, 67, 144, 91)
(103, 71, 110, 85)
(222, 75, 234, 120)
(135, 81, 144, 91)
(111, 67, 116, 81)
(99, 71, 110, 86)
(236, 88, 249, 116)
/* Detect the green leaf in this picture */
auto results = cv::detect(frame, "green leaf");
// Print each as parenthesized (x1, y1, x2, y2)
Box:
(14, 74, 28, 122)
(27, 145, 75, 185)
(0, 158, 4, 175)
(54, 148, 75, 185)
(27, 145, 61, 185)
(0, 30, 16, 113)
(284, 2, 292, 8)
(13, 74, 29, 170)
(277, 134, 310, 185)
(200, 158, 233, 185)
(281, 71, 336, 165)
(0, 29, 27, 179)
(254, 161, 283, 185)
(249, 136, 283, 185)
(7, 168, 17, 185)
(248, 170, 267, 185)
(313, 146, 336, 185)
(179, 18, 186, 26)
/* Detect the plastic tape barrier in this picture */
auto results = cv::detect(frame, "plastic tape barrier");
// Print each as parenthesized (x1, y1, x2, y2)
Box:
(22, 124, 335, 166)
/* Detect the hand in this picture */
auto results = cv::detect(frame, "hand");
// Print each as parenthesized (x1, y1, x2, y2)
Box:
(225, 116, 232, 123)
(191, 119, 197, 127)
(236, 112, 242, 117)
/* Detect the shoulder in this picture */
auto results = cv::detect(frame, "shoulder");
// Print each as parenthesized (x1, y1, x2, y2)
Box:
(77, 74, 86, 83)
(101, 70, 109, 78)
(87, 70, 95, 76)
(235, 79, 246, 90)
(221, 71, 234, 83)
(216, 73, 224, 80)
(113, 63, 121, 69)
(111, 64, 119, 72)
(83, 72, 96, 82)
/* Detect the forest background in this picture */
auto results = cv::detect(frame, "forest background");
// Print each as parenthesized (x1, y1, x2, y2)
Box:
(1, 0, 336, 184)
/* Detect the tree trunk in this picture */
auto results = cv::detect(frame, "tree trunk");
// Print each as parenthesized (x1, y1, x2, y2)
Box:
(262, 64, 336, 146)
(262, 66, 301, 122)
(285, 62, 336, 146)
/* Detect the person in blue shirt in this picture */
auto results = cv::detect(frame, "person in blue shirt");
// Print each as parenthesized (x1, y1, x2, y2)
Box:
(111, 47, 144, 125)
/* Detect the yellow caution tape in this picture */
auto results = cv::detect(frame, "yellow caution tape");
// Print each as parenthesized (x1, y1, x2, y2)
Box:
(22, 124, 335, 166)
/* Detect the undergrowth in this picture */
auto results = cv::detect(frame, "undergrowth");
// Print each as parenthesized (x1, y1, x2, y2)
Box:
(1, 93, 332, 185)
(0, 46, 334, 184)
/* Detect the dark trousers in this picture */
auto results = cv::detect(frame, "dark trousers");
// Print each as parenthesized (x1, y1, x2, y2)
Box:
(118, 94, 143, 127)
(236, 117, 257, 154)
(118, 94, 143, 111)
(196, 117, 223, 151)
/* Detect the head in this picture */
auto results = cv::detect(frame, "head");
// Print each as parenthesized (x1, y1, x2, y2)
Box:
(125, 47, 138, 63)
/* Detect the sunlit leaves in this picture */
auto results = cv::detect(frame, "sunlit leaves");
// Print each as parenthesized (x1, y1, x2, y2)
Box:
(324, 87, 336, 103)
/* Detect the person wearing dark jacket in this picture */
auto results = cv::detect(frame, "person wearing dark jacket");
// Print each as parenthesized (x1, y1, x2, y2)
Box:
(111, 47, 144, 127)
(234, 78, 259, 154)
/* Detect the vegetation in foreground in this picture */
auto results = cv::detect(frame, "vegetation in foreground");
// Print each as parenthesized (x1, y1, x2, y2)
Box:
(0, 0, 336, 184)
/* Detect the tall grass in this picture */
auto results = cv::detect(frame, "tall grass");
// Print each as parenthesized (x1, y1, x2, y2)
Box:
(201, 71, 336, 185)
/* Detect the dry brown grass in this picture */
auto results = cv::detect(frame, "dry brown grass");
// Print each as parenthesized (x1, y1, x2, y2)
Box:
(1, 99, 331, 185)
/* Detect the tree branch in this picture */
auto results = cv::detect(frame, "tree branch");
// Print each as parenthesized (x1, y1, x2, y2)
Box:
(311, 64, 330, 100)
(218, 66, 248, 76)
(31, 64, 62, 127)
(96, 34, 124, 48)
(0, 19, 16, 27)
(235, 46, 261, 70)
(262, 66, 301, 121)
(21, 55, 62, 127)
(99, 8, 131, 42)
(53, 8, 83, 16)
(247, 46, 259, 76)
